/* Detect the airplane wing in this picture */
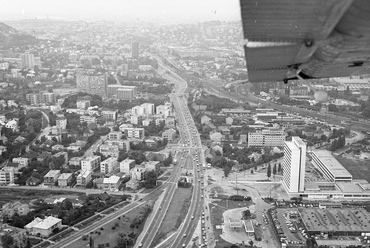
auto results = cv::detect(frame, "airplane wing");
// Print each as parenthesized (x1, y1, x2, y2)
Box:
(240, 0, 370, 82)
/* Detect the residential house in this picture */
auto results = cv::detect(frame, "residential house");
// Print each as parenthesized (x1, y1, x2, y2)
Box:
(100, 157, 118, 174)
(2, 202, 30, 217)
(120, 158, 136, 173)
(105, 139, 130, 152)
(5, 119, 18, 131)
(58, 173, 73, 187)
(0, 224, 27, 248)
(99, 144, 119, 157)
(76, 170, 92, 187)
(108, 131, 122, 140)
(24, 216, 62, 237)
(26, 176, 42, 186)
(43, 170, 61, 186)
(143, 161, 160, 171)
(81, 156, 101, 172)
(102, 176, 121, 191)
(131, 167, 145, 181)
(142, 119, 152, 127)
(126, 179, 140, 190)
(69, 157, 84, 167)
(162, 128, 176, 142)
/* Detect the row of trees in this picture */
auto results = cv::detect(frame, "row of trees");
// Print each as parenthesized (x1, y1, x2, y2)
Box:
(266, 163, 282, 180)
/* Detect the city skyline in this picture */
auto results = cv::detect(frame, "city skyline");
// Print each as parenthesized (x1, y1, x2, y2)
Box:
(0, 0, 241, 23)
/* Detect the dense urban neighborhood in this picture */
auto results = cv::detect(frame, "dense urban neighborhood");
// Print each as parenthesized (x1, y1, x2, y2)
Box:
(0, 4, 370, 248)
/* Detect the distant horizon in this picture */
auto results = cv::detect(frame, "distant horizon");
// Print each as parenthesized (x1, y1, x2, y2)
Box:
(0, 0, 241, 24)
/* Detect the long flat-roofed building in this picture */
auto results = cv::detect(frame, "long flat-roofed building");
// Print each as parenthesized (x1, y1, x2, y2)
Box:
(282, 136, 306, 194)
(310, 150, 352, 182)
(247, 128, 286, 147)
(299, 208, 370, 236)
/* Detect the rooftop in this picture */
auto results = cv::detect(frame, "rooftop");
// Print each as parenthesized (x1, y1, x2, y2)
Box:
(315, 239, 362, 246)
(103, 176, 120, 184)
(44, 170, 60, 178)
(32, 216, 61, 230)
(58, 173, 73, 180)
(312, 150, 352, 178)
(299, 208, 370, 233)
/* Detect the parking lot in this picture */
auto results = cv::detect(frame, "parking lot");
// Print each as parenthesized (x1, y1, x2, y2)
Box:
(269, 208, 307, 246)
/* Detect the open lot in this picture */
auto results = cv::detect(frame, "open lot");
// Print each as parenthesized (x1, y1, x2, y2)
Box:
(0, 188, 83, 207)
(69, 201, 156, 248)
(209, 202, 234, 248)
(152, 187, 192, 246)
(335, 156, 370, 181)
(209, 198, 253, 248)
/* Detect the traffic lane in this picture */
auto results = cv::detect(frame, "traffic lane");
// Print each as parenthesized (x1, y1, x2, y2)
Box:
(174, 180, 203, 248)
(139, 184, 177, 247)
(54, 193, 160, 248)
(171, 161, 202, 247)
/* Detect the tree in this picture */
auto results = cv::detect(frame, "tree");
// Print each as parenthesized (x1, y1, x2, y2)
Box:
(267, 164, 271, 179)
(248, 240, 254, 247)
(278, 163, 282, 172)
(1, 234, 14, 248)
(273, 164, 277, 178)
(242, 209, 251, 219)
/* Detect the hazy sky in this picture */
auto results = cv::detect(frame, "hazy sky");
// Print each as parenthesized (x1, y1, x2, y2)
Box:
(0, 0, 241, 23)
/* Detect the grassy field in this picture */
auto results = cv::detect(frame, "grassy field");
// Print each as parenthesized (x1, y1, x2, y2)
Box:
(335, 156, 370, 181)
(151, 187, 192, 247)
(184, 154, 194, 170)
(69, 201, 156, 248)
(0, 188, 83, 206)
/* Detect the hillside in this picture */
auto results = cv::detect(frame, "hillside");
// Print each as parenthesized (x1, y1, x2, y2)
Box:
(0, 22, 38, 48)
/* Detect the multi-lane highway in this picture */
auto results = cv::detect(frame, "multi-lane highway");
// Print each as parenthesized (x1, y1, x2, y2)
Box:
(151, 53, 210, 248)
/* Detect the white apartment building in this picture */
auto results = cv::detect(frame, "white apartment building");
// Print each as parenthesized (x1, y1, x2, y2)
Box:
(121, 127, 145, 140)
(108, 131, 122, 140)
(76, 170, 92, 186)
(105, 139, 130, 152)
(0, 167, 16, 185)
(99, 144, 119, 157)
(247, 129, 286, 147)
(120, 158, 136, 173)
(282, 137, 306, 194)
(130, 115, 141, 125)
(102, 110, 117, 120)
(131, 103, 154, 116)
(55, 118, 67, 130)
(80, 115, 97, 124)
(141, 103, 154, 115)
(100, 157, 118, 174)
(156, 104, 172, 118)
(81, 156, 101, 173)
